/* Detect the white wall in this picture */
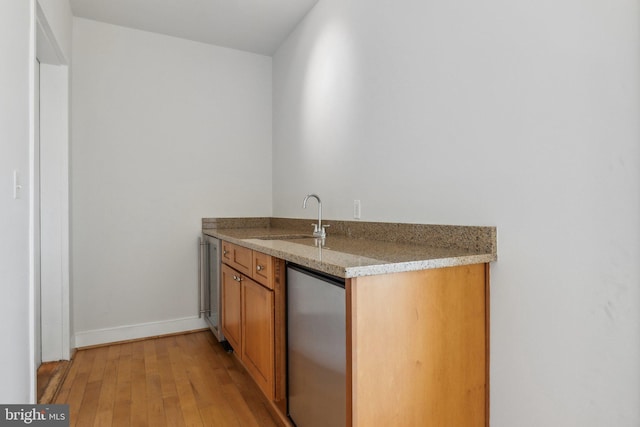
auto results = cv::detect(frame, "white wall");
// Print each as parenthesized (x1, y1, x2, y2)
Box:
(71, 18, 272, 346)
(273, 0, 640, 425)
(0, 0, 34, 403)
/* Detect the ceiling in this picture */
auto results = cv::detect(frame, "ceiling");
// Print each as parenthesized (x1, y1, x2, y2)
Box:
(69, 0, 319, 55)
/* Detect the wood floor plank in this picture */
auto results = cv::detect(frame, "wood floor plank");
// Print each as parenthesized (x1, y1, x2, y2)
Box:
(38, 361, 69, 403)
(73, 346, 110, 426)
(111, 342, 133, 427)
(54, 331, 283, 427)
(192, 336, 248, 426)
(93, 345, 120, 426)
(74, 379, 101, 427)
(224, 353, 279, 427)
(130, 341, 149, 427)
(168, 339, 204, 426)
(220, 383, 262, 427)
(64, 371, 89, 427)
(111, 380, 132, 425)
(53, 358, 79, 404)
(63, 349, 97, 426)
(155, 337, 190, 426)
(87, 346, 109, 383)
(156, 336, 180, 400)
(187, 357, 233, 426)
(229, 352, 279, 426)
(190, 332, 279, 426)
(38, 362, 59, 398)
(163, 395, 187, 427)
(144, 339, 166, 426)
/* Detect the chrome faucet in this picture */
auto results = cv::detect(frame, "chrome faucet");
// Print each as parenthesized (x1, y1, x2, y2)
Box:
(303, 194, 328, 238)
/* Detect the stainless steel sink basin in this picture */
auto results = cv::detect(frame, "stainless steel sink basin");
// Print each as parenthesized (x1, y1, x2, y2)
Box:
(253, 234, 314, 240)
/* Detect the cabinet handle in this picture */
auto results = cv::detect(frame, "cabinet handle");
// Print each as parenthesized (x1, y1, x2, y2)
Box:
(233, 275, 242, 282)
(223, 250, 228, 256)
(256, 265, 264, 272)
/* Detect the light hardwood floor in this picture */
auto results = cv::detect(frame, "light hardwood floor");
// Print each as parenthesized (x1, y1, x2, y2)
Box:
(53, 331, 282, 427)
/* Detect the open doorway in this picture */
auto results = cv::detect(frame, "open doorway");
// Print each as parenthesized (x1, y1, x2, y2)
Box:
(35, 3, 71, 403)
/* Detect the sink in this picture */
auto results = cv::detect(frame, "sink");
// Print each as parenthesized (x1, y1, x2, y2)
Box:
(253, 234, 314, 240)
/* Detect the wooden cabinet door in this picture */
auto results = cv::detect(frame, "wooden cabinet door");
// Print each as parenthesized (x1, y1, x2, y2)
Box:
(242, 277, 275, 400)
(221, 264, 242, 353)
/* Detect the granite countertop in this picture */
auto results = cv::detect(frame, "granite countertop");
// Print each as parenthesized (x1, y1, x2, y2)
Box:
(202, 217, 497, 279)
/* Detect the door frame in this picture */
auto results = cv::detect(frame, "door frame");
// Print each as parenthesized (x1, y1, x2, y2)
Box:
(35, 0, 71, 370)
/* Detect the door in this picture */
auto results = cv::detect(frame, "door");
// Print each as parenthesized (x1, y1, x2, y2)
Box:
(242, 277, 274, 400)
(221, 264, 242, 352)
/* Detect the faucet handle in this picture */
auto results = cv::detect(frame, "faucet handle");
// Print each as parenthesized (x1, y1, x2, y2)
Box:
(311, 223, 327, 238)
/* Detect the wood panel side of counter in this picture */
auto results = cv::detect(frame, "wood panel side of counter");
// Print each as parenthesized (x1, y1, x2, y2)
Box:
(273, 258, 288, 413)
(485, 263, 491, 427)
(349, 264, 488, 427)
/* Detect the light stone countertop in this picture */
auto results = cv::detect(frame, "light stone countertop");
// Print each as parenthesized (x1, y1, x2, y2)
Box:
(202, 218, 497, 279)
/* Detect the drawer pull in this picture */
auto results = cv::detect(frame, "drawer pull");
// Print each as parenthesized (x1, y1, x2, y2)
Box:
(256, 265, 264, 272)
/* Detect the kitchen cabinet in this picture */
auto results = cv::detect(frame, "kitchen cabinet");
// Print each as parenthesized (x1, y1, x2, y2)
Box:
(207, 218, 495, 427)
(270, 263, 488, 427)
(221, 241, 284, 402)
(242, 276, 275, 399)
(221, 264, 242, 353)
(222, 247, 488, 427)
(346, 263, 488, 427)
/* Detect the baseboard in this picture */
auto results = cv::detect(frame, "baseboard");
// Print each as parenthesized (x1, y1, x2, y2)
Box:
(74, 316, 208, 348)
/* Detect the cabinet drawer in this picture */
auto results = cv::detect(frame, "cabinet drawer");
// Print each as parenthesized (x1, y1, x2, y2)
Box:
(222, 241, 252, 276)
(253, 251, 274, 290)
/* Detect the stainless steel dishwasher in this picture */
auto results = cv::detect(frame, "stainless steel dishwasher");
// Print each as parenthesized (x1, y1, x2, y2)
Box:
(287, 264, 346, 427)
